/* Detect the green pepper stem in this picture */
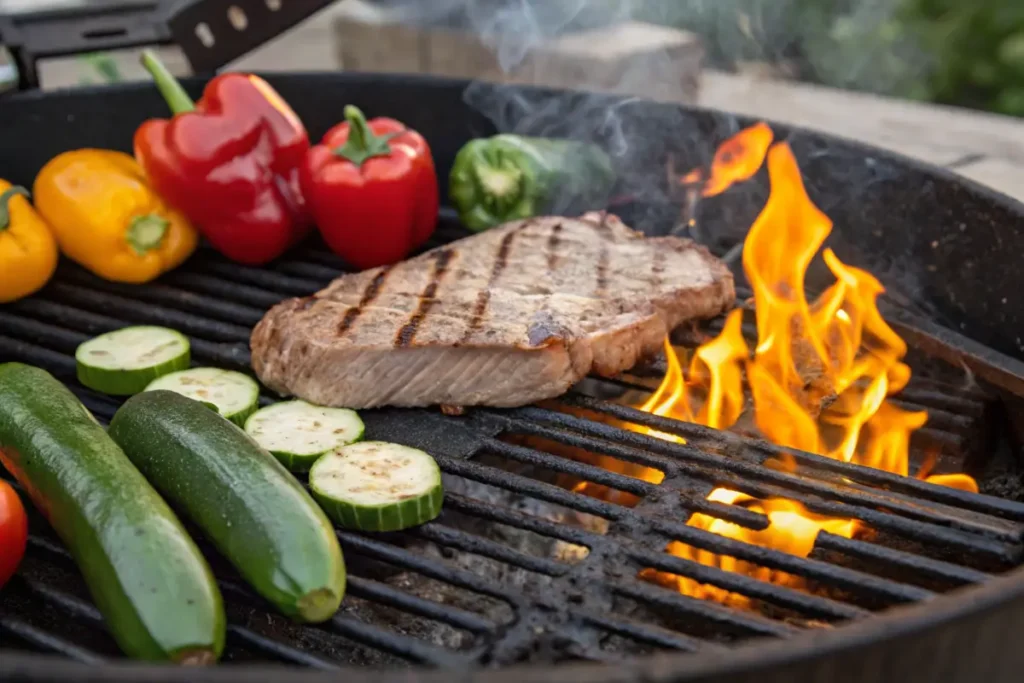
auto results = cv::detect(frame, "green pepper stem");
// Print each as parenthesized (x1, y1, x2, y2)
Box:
(140, 49, 195, 115)
(0, 185, 30, 231)
(127, 214, 170, 255)
(345, 105, 370, 150)
(332, 105, 395, 167)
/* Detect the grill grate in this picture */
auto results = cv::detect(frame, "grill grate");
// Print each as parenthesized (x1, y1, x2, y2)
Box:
(2, 212, 1024, 669)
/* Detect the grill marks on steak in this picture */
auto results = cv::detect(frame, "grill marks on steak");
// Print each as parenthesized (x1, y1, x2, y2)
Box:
(337, 267, 392, 335)
(395, 248, 456, 347)
(463, 228, 519, 343)
(545, 221, 563, 271)
(251, 213, 736, 409)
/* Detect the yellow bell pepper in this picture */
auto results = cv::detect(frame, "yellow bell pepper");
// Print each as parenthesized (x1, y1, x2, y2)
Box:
(0, 179, 59, 303)
(33, 149, 198, 284)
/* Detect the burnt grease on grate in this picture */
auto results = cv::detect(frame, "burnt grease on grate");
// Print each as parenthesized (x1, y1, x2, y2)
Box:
(2, 214, 1024, 668)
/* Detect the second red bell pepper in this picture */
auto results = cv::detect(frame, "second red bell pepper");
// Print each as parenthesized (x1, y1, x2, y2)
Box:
(300, 106, 438, 270)
(133, 51, 311, 266)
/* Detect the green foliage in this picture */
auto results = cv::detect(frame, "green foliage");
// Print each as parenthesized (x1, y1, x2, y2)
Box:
(635, 0, 806, 68)
(899, 2, 1024, 116)
(641, 0, 1024, 117)
(796, 0, 935, 101)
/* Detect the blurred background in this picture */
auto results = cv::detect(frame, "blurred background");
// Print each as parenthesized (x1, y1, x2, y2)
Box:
(0, 1, 1021, 196)
(4, 0, 1019, 116)
(646, 0, 1024, 119)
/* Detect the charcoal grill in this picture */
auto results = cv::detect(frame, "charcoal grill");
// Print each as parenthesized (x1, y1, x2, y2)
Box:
(6, 6, 1024, 683)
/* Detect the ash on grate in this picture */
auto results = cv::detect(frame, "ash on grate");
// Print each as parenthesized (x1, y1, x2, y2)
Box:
(343, 467, 678, 660)
(223, 602, 410, 668)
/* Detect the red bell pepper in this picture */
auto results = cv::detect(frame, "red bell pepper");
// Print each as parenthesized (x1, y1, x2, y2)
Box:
(299, 106, 438, 270)
(133, 50, 311, 266)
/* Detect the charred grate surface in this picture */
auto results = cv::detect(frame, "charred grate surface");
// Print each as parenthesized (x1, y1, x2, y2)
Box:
(2, 214, 1024, 669)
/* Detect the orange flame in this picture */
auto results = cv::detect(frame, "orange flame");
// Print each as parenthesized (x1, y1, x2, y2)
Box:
(696, 122, 774, 197)
(656, 491, 858, 608)
(588, 123, 977, 605)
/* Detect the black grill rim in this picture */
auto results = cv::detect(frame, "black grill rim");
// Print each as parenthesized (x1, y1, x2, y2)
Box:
(3, 73, 1024, 683)
(4, 567, 1024, 683)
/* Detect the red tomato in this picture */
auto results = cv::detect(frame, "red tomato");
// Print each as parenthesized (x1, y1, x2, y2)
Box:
(0, 479, 28, 588)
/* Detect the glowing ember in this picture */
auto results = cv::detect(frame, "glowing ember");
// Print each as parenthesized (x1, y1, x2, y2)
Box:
(647, 493, 858, 608)
(580, 123, 977, 605)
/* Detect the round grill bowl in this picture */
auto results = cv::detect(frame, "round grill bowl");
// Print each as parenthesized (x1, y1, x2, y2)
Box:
(2, 73, 1024, 683)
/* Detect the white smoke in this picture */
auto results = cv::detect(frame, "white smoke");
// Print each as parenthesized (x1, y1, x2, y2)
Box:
(364, 0, 703, 234)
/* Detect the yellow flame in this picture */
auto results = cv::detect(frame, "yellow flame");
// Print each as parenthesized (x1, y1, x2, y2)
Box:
(579, 124, 977, 606)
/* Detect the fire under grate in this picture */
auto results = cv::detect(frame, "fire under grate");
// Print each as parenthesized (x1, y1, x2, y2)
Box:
(3, 213, 1024, 670)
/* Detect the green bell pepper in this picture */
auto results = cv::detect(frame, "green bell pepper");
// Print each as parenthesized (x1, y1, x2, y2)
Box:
(448, 134, 616, 232)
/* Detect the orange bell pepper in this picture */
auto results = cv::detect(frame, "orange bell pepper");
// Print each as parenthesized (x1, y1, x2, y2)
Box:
(0, 179, 59, 303)
(33, 149, 198, 284)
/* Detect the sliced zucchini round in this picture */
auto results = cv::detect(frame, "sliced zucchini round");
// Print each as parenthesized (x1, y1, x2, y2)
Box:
(244, 400, 365, 472)
(145, 367, 259, 426)
(75, 326, 190, 396)
(309, 441, 444, 532)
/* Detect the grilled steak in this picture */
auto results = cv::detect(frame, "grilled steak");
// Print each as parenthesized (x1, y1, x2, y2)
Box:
(251, 213, 735, 409)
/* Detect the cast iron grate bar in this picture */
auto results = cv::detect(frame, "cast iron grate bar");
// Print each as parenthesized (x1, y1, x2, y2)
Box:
(813, 532, 992, 586)
(443, 492, 868, 621)
(217, 580, 473, 669)
(409, 517, 825, 635)
(345, 576, 496, 634)
(646, 514, 935, 603)
(0, 311, 249, 374)
(2, 225, 1023, 668)
(160, 271, 287, 309)
(43, 282, 252, 342)
(14, 570, 338, 669)
(571, 610, 712, 652)
(495, 409, 1022, 545)
(0, 617, 105, 663)
(339, 525, 756, 649)
(187, 259, 323, 296)
(589, 373, 973, 458)
(609, 580, 799, 638)
(483, 423, 1018, 556)
(335, 525, 790, 642)
(412, 523, 570, 577)
(555, 397, 1024, 522)
(431, 448, 935, 606)
(3, 378, 988, 632)
(226, 626, 341, 670)
(19, 532, 476, 668)
(333, 531, 532, 608)
(272, 260, 351, 282)
(895, 385, 989, 417)
(0, 334, 78, 374)
(500, 408, 1007, 534)
(628, 357, 982, 461)
(479, 437, 771, 530)
(59, 267, 267, 328)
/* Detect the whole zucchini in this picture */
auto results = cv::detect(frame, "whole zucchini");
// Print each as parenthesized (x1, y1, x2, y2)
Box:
(448, 134, 616, 232)
(0, 363, 225, 663)
(108, 391, 346, 622)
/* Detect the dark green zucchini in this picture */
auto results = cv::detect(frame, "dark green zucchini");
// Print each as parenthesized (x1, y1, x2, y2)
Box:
(0, 363, 224, 663)
(108, 390, 346, 622)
